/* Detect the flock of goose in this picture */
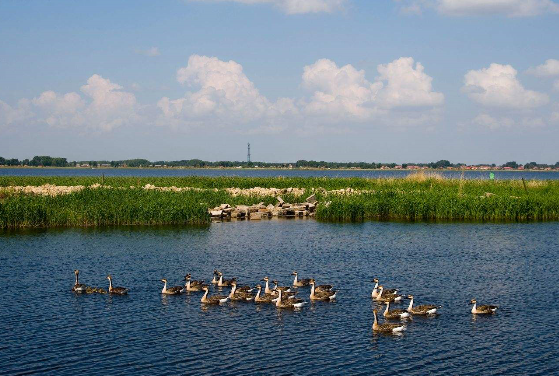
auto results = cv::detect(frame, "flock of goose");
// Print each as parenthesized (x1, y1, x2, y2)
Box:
(72, 270, 498, 334)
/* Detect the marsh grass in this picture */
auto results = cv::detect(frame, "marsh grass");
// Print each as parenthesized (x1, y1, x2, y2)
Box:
(1, 176, 558, 228)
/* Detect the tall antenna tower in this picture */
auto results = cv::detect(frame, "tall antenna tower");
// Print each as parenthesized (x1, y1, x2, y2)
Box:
(247, 143, 251, 163)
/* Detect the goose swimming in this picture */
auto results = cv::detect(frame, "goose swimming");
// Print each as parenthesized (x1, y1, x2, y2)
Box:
(371, 278, 398, 298)
(107, 275, 128, 295)
(372, 309, 406, 334)
(72, 270, 87, 293)
(470, 299, 498, 314)
(211, 270, 219, 285)
(309, 279, 337, 301)
(201, 286, 229, 304)
(216, 271, 235, 287)
(254, 285, 275, 303)
(291, 271, 311, 287)
(228, 281, 254, 302)
(407, 295, 439, 315)
(161, 279, 182, 295)
(182, 274, 205, 292)
(374, 286, 402, 303)
(275, 289, 306, 309)
(383, 301, 410, 319)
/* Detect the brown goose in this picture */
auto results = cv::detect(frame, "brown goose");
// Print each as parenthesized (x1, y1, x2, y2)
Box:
(275, 289, 306, 309)
(182, 274, 204, 292)
(291, 271, 311, 287)
(201, 286, 229, 304)
(372, 309, 406, 334)
(211, 270, 219, 285)
(272, 280, 292, 293)
(371, 278, 398, 298)
(383, 301, 410, 319)
(72, 270, 87, 293)
(309, 279, 337, 301)
(228, 281, 254, 302)
(374, 286, 403, 303)
(407, 295, 439, 315)
(216, 271, 235, 287)
(107, 275, 128, 295)
(254, 285, 276, 303)
(470, 299, 498, 314)
(161, 279, 182, 295)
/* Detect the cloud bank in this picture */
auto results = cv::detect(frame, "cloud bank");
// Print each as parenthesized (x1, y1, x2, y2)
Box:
(190, 0, 347, 14)
(396, 0, 559, 17)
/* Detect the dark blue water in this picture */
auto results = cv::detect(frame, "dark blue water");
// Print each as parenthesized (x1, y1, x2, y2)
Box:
(1, 167, 558, 180)
(1, 221, 558, 375)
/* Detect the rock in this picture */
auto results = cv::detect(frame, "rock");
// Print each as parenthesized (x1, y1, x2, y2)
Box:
(220, 203, 230, 209)
(277, 196, 284, 206)
(306, 194, 317, 204)
(250, 212, 263, 220)
(266, 204, 274, 211)
(210, 210, 223, 217)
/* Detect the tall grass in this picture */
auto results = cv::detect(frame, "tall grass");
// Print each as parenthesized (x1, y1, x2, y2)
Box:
(1, 176, 558, 228)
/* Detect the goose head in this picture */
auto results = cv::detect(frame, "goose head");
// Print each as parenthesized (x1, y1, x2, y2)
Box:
(261, 277, 269, 282)
(309, 279, 316, 285)
(74, 270, 79, 275)
(291, 271, 298, 276)
(185, 274, 192, 281)
(470, 299, 477, 304)
(161, 279, 168, 283)
(107, 275, 112, 280)
(407, 295, 414, 299)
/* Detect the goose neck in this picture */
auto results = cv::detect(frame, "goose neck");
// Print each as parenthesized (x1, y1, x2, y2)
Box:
(408, 297, 414, 311)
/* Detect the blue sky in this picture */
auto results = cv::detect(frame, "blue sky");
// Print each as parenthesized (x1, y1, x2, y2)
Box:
(1, 0, 559, 164)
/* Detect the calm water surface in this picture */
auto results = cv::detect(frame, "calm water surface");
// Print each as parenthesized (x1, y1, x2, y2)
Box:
(1, 221, 558, 375)
(1, 167, 559, 180)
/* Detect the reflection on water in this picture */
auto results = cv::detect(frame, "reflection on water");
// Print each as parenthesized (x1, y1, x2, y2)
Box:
(0, 221, 558, 375)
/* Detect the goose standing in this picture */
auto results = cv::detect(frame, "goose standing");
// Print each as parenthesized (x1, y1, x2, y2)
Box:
(470, 299, 498, 314)
(107, 275, 128, 295)
(309, 279, 337, 301)
(372, 309, 406, 334)
(201, 286, 229, 304)
(383, 301, 410, 319)
(407, 295, 439, 315)
(161, 279, 182, 295)
(72, 270, 87, 293)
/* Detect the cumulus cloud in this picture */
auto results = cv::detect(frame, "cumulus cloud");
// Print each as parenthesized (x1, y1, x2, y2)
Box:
(190, 0, 346, 14)
(463, 63, 549, 108)
(396, 0, 559, 17)
(0, 75, 138, 131)
(135, 47, 160, 57)
(527, 59, 559, 76)
(158, 55, 296, 129)
(301, 57, 443, 123)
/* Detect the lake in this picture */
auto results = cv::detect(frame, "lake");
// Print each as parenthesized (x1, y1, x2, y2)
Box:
(1, 167, 559, 180)
(1, 220, 558, 375)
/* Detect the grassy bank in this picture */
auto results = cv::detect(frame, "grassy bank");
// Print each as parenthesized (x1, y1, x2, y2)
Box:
(1, 175, 559, 228)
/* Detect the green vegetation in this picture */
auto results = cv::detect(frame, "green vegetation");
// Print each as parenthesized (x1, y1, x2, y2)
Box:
(1, 175, 559, 228)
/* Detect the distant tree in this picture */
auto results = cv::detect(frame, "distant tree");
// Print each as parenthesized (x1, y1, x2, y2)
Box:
(503, 161, 519, 169)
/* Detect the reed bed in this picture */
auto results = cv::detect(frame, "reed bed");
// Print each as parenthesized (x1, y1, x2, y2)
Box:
(1, 175, 558, 228)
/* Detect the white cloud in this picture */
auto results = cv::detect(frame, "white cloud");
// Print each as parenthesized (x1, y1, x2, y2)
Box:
(135, 47, 160, 57)
(396, 0, 559, 17)
(301, 57, 443, 123)
(190, 0, 346, 14)
(527, 59, 559, 76)
(554, 80, 559, 91)
(376, 57, 444, 108)
(0, 75, 138, 131)
(473, 113, 514, 129)
(463, 63, 549, 108)
(158, 55, 295, 128)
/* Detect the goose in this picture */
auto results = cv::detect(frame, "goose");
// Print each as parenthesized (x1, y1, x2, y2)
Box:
(383, 301, 410, 319)
(216, 271, 235, 287)
(470, 299, 498, 314)
(161, 279, 182, 295)
(85, 286, 106, 294)
(372, 309, 406, 334)
(374, 286, 402, 303)
(272, 280, 292, 293)
(211, 270, 219, 285)
(201, 286, 229, 304)
(407, 295, 439, 315)
(291, 271, 311, 287)
(182, 274, 205, 292)
(262, 277, 278, 295)
(107, 275, 128, 295)
(254, 285, 275, 303)
(275, 289, 306, 309)
(309, 279, 337, 301)
(72, 270, 87, 293)
(232, 279, 254, 293)
(371, 278, 398, 298)
(228, 281, 254, 302)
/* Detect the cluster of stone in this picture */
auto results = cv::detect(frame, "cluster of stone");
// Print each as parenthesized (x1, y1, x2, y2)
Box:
(209, 194, 318, 221)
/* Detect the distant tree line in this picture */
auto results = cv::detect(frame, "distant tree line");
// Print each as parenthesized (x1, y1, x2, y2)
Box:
(1, 156, 559, 170)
